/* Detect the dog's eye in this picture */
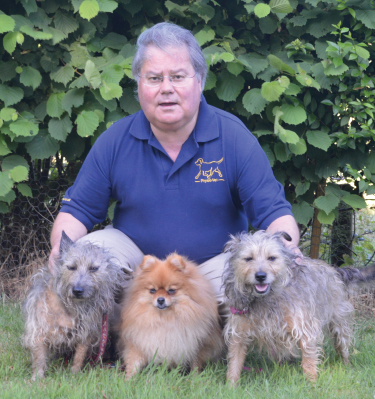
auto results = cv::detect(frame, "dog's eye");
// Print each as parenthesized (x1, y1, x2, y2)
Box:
(167, 289, 176, 295)
(244, 257, 253, 262)
(89, 266, 99, 272)
(149, 288, 156, 294)
(268, 256, 276, 261)
(67, 266, 77, 271)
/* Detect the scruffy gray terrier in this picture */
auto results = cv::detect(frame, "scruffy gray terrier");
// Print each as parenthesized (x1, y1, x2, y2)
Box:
(22, 231, 125, 380)
(223, 230, 375, 385)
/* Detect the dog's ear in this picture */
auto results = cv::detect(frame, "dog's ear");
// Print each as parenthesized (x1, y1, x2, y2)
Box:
(274, 231, 292, 242)
(59, 230, 74, 253)
(168, 253, 186, 271)
(223, 234, 242, 253)
(139, 255, 157, 270)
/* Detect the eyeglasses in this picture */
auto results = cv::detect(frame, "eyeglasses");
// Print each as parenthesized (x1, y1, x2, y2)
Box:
(139, 74, 196, 87)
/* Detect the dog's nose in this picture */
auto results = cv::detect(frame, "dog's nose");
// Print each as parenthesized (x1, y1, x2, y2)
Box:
(73, 286, 84, 298)
(157, 297, 165, 305)
(255, 272, 267, 282)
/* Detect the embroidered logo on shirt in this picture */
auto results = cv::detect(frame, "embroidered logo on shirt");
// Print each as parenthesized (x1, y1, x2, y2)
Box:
(62, 198, 71, 202)
(195, 157, 225, 183)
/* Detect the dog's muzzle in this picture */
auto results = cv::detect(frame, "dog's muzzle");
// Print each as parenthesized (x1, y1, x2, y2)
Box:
(72, 286, 85, 299)
(156, 297, 168, 310)
(254, 271, 270, 295)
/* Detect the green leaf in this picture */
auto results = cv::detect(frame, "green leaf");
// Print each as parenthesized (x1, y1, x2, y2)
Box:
(0, 189, 15, 204)
(220, 53, 235, 63)
(3, 32, 18, 54)
(278, 128, 299, 144)
(261, 81, 285, 102)
(97, 0, 118, 13)
(341, 194, 366, 209)
(284, 83, 301, 95)
(61, 134, 85, 161)
(17, 183, 32, 197)
(355, 45, 370, 60)
(189, 2, 215, 23)
(315, 194, 340, 215)
(0, 108, 17, 122)
(0, 61, 17, 82)
(324, 63, 349, 76)
(79, 0, 100, 20)
(215, 70, 245, 102)
(274, 142, 289, 162)
(242, 89, 268, 115)
(54, 11, 79, 35)
(0, 202, 9, 213)
(295, 181, 310, 197)
(76, 111, 99, 137)
(227, 62, 244, 77)
(270, 0, 293, 13)
(306, 130, 332, 151)
(292, 201, 314, 227)
(1, 155, 29, 171)
(48, 115, 73, 141)
(289, 138, 307, 155)
(99, 82, 122, 101)
(195, 27, 215, 46)
(280, 104, 306, 125)
(0, 85, 24, 107)
(0, 138, 11, 156)
(19, 26, 53, 40)
(9, 119, 38, 137)
(85, 60, 101, 89)
(119, 88, 141, 115)
(0, 14, 15, 34)
(50, 65, 75, 86)
(9, 165, 28, 182)
(261, 144, 275, 167)
(0, 171, 13, 196)
(267, 55, 295, 75)
(204, 70, 217, 91)
(62, 88, 85, 115)
(46, 93, 65, 118)
(317, 210, 335, 225)
(19, 66, 42, 90)
(254, 3, 271, 18)
(238, 54, 268, 78)
(101, 65, 124, 85)
(25, 129, 59, 160)
(21, 0, 38, 15)
(356, 10, 375, 30)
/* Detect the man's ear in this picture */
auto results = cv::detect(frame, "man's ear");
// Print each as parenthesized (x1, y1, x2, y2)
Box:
(59, 230, 74, 254)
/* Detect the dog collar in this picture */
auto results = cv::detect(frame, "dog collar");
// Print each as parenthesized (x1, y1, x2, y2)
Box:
(230, 306, 248, 315)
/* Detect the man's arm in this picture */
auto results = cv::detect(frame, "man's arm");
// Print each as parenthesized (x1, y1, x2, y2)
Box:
(49, 212, 88, 273)
(266, 214, 303, 257)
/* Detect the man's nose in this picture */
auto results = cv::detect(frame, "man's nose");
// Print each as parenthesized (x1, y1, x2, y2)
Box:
(159, 76, 175, 92)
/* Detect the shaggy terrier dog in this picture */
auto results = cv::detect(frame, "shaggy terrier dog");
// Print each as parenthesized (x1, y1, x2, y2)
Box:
(22, 231, 125, 380)
(119, 253, 224, 379)
(222, 230, 375, 384)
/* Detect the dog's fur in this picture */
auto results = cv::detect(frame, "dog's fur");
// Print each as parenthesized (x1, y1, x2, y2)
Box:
(22, 231, 125, 380)
(119, 253, 224, 379)
(222, 230, 375, 384)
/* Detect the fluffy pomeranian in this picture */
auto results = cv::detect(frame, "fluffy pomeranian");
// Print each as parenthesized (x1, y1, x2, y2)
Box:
(119, 253, 224, 378)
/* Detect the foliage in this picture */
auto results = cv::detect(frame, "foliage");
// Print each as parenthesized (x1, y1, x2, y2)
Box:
(0, 0, 375, 229)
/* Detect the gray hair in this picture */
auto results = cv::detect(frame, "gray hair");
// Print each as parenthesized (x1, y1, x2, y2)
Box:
(132, 22, 207, 89)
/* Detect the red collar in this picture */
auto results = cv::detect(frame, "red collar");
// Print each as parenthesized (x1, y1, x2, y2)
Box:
(230, 306, 248, 315)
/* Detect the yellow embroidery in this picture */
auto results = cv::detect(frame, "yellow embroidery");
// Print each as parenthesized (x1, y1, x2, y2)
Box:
(195, 157, 225, 183)
(62, 198, 71, 202)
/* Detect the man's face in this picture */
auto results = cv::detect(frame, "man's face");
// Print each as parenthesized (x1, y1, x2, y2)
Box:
(137, 45, 202, 136)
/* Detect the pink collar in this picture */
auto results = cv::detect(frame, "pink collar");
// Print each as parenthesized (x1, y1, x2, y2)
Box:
(230, 306, 248, 315)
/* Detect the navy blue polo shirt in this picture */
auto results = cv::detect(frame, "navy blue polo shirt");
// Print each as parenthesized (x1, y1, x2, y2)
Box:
(61, 95, 292, 264)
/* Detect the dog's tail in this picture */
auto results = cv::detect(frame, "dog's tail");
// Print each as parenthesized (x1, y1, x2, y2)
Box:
(336, 263, 375, 286)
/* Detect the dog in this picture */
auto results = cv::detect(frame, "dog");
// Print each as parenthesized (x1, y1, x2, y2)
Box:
(119, 253, 224, 379)
(195, 157, 224, 180)
(222, 230, 375, 384)
(22, 231, 125, 380)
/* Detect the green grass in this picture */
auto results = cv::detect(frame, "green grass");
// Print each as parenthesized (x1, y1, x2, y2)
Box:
(1, 300, 374, 399)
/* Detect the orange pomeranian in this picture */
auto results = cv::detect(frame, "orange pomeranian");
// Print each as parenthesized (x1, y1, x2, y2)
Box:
(119, 253, 224, 378)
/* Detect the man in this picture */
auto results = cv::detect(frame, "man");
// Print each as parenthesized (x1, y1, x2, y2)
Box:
(50, 22, 301, 307)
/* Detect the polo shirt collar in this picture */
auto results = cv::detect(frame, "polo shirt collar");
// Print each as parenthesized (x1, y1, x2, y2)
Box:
(130, 94, 219, 143)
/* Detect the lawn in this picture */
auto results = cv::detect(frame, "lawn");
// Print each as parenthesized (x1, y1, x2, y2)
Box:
(0, 299, 374, 399)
